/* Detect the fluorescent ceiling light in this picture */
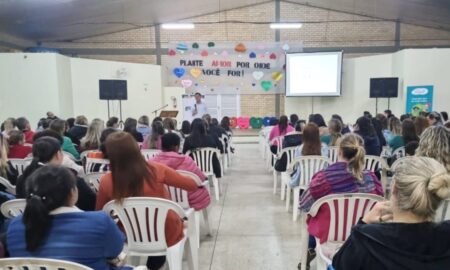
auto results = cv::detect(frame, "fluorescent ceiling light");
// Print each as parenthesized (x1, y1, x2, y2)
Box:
(270, 23, 303, 29)
(161, 23, 195, 29)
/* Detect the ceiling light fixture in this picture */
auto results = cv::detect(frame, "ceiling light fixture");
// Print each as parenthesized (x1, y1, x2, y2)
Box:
(270, 23, 303, 29)
(161, 23, 195, 29)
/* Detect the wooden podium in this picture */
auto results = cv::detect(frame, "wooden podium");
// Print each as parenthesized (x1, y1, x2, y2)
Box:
(159, 110, 178, 118)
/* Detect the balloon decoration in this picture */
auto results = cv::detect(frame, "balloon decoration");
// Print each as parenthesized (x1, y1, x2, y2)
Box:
(200, 50, 208, 57)
(208, 42, 215, 47)
(262, 117, 272, 127)
(230, 117, 238, 128)
(168, 49, 176, 56)
(272, 71, 283, 82)
(261, 81, 272, 91)
(190, 68, 202, 78)
(252, 71, 264, 81)
(234, 43, 247, 53)
(250, 117, 263, 129)
(237, 117, 250, 129)
(173, 67, 185, 78)
(192, 42, 199, 49)
(176, 43, 188, 52)
(249, 52, 256, 58)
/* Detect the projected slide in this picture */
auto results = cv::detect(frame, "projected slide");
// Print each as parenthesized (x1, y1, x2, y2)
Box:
(286, 51, 343, 97)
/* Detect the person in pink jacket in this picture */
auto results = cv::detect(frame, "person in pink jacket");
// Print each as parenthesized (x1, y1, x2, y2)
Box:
(151, 133, 211, 210)
(268, 115, 294, 154)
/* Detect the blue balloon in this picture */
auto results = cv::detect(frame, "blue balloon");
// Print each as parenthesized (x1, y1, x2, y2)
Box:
(263, 117, 271, 126)
(173, 67, 185, 78)
(249, 52, 256, 58)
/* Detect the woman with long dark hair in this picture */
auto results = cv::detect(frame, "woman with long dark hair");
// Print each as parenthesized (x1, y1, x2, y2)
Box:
(180, 120, 191, 137)
(123, 118, 143, 142)
(96, 132, 198, 270)
(7, 166, 128, 270)
(143, 121, 165, 149)
(182, 119, 222, 178)
(269, 115, 294, 153)
(310, 114, 328, 136)
(16, 137, 96, 211)
(389, 119, 419, 152)
(354, 116, 381, 156)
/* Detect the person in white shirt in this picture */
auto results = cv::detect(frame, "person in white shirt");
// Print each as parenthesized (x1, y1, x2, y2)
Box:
(192, 92, 208, 119)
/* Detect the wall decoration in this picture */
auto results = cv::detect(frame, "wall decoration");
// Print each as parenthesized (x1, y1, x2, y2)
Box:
(406, 85, 433, 116)
(166, 41, 303, 94)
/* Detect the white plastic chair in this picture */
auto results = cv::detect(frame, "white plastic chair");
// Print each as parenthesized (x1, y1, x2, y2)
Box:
(141, 149, 161, 161)
(0, 258, 93, 270)
(84, 172, 106, 193)
(392, 146, 406, 159)
(1, 199, 26, 218)
(8, 158, 33, 176)
(169, 170, 212, 247)
(300, 193, 384, 270)
(103, 197, 198, 270)
(328, 146, 339, 163)
(85, 158, 110, 173)
(63, 151, 79, 162)
(287, 156, 331, 221)
(436, 199, 450, 222)
(218, 134, 229, 173)
(273, 146, 297, 197)
(186, 147, 222, 201)
(0, 176, 16, 195)
(364, 155, 389, 194)
(266, 136, 284, 172)
(80, 150, 96, 165)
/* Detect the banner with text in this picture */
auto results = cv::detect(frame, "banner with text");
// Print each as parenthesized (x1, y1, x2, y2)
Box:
(406, 85, 433, 116)
(165, 41, 303, 95)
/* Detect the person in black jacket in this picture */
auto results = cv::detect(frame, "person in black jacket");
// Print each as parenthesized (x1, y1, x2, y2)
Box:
(333, 156, 450, 270)
(202, 114, 226, 153)
(68, 115, 88, 145)
(183, 119, 222, 178)
(15, 137, 96, 211)
(123, 118, 143, 143)
(354, 116, 381, 156)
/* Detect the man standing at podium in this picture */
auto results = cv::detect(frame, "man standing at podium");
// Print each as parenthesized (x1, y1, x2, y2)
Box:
(192, 92, 208, 119)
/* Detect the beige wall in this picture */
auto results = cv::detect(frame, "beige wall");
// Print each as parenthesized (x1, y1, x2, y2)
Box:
(37, 2, 450, 118)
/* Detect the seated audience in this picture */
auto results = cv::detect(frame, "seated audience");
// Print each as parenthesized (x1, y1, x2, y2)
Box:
(15, 117, 34, 144)
(95, 132, 198, 270)
(137, 115, 151, 138)
(7, 166, 127, 270)
(151, 133, 211, 210)
(414, 115, 430, 137)
(163, 118, 182, 138)
(376, 113, 389, 138)
(290, 114, 299, 127)
(85, 128, 119, 173)
(0, 133, 18, 188)
(298, 133, 383, 269)
(321, 119, 342, 146)
(290, 123, 329, 187)
(123, 118, 143, 143)
(36, 118, 51, 133)
(405, 141, 419, 156)
(68, 115, 88, 145)
(384, 109, 393, 119)
(1, 118, 16, 139)
(269, 115, 294, 154)
(49, 119, 80, 160)
(371, 118, 387, 154)
(332, 114, 350, 134)
(80, 118, 104, 152)
(385, 116, 402, 144)
(309, 114, 328, 136)
(415, 126, 450, 172)
(428, 111, 443, 126)
(283, 120, 303, 148)
(16, 137, 95, 211)
(389, 119, 419, 152)
(203, 114, 226, 153)
(7, 130, 32, 159)
(46, 111, 58, 120)
(143, 121, 164, 150)
(183, 119, 222, 178)
(180, 120, 191, 138)
(400, 113, 411, 122)
(220, 116, 233, 135)
(66, 117, 75, 129)
(106, 117, 119, 129)
(354, 116, 381, 156)
(332, 157, 450, 270)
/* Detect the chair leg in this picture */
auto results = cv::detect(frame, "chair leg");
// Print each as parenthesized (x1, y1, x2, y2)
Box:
(299, 212, 309, 270)
(202, 208, 212, 236)
(166, 239, 186, 270)
(185, 229, 199, 270)
(273, 170, 278, 194)
(213, 176, 220, 201)
(285, 185, 291, 212)
(280, 175, 286, 201)
(293, 188, 300, 221)
(194, 211, 201, 248)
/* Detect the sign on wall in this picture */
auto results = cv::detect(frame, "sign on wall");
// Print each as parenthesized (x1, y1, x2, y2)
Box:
(406, 85, 434, 116)
(166, 42, 302, 95)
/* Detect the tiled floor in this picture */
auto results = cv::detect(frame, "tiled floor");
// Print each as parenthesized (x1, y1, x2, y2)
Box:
(197, 143, 304, 270)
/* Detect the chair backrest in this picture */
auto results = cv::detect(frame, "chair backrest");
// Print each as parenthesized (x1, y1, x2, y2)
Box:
(296, 156, 331, 188)
(328, 146, 339, 163)
(308, 193, 384, 243)
(84, 172, 106, 193)
(141, 149, 161, 161)
(1, 199, 26, 218)
(102, 197, 186, 255)
(270, 136, 284, 153)
(364, 155, 387, 172)
(186, 147, 220, 176)
(218, 135, 227, 153)
(165, 170, 203, 209)
(80, 150, 96, 163)
(8, 158, 33, 176)
(435, 199, 450, 222)
(0, 176, 16, 195)
(63, 151, 78, 162)
(0, 258, 93, 270)
(392, 146, 406, 159)
(85, 158, 110, 173)
(280, 146, 298, 171)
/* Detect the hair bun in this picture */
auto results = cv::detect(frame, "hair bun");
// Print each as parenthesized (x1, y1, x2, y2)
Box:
(428, 172, 450, 199)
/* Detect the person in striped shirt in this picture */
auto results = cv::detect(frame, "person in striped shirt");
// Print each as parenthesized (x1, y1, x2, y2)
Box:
(297, 133, 383, 270)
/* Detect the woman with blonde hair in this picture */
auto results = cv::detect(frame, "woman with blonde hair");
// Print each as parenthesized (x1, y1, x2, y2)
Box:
(321, 119, 342, 146)
(297, 133, 383, 270)
(333, 156, 450, 269)
(0, 133, 18, 188)
(80, 118, 104, 152)
(415, 125, 450, 172)
(1, 118, 15, 138)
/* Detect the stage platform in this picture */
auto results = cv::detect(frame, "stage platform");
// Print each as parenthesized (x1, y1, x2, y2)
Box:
(231, 128, 260, 144)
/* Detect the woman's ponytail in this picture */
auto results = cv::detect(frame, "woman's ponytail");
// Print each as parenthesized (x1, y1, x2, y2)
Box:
(339, 133, 366, 180)
(23, 194, 52, 251)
